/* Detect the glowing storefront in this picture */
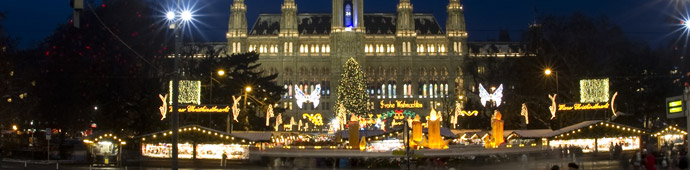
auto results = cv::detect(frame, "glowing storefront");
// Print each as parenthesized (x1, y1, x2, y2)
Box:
(137, 125, 261, 160)
(547, 121, 646, 153)
(83, 133, 127, 166)
(652, 125, 687, 148)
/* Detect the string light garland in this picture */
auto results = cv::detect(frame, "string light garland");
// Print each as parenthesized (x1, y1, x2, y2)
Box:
(652, 126, 688, 137)
(580, 78, 609, 103)
(139, 125, 252, 144)
(169, 80, 201, 105)
(553, 121, 646, 140)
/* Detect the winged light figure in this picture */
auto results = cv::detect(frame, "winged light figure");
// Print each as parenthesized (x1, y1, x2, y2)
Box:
(232, 95, 241, 122)
(294, 84, 321, 108)
(478, 84, 503, 107)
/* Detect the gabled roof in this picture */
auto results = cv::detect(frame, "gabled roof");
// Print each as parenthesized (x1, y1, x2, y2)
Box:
(545, 120, 602, 137)
(136, 125, 262, 143)
(507, 129, 553, 138)
(249, 13, 444, 36)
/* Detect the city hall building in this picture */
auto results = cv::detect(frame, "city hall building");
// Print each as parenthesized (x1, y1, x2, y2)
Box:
(223, 0, 525, 130)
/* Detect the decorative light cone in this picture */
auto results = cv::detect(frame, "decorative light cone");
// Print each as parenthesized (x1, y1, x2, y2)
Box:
(359, 137, 367, 151)
(412, 115, 422, 142)
(427, 108, 446, 149)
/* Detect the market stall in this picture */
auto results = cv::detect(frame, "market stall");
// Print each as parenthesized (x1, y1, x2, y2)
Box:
(83, 133, 126, 166)
(652, 125, 687, 148)
(137, 125, 261, 160)
(546, 120, 646, 153)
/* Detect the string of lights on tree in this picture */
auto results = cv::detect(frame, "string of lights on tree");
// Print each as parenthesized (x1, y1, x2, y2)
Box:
(579, 78, 609, 103)
(336, 58, 369, 117)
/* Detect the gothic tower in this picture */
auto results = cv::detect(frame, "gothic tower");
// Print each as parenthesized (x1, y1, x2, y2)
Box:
(446, 0, 467, 56)
(227, 0, 247, 54)
(396, 0, 416, 56)
(330, 0, 366, 83)
(279, 0, 298, 56)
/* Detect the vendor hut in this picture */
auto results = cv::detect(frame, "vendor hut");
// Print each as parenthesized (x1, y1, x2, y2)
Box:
(137, 125, 261, 160)
(82, 133, 126, 166)
(547, 120, 646, 153)
(652, 125, 687, 148)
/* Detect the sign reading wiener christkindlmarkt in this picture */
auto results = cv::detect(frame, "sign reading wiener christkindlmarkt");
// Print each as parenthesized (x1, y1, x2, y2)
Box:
(168, 105, 231, 113)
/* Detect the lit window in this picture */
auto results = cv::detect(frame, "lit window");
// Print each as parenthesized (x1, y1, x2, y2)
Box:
(289, 42, 293, 53)
(316, 45, 320, 53)
(326, 45, 330, 53)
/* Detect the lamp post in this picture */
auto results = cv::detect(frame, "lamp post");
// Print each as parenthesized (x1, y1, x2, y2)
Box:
(166, 7, 193, 170)
(228, 86, 251, 134)
(210, 70, 225, 104)
(545, 69, 558, 95)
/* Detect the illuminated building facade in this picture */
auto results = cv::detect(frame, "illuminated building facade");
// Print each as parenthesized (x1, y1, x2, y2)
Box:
(224, 0, 525, 130)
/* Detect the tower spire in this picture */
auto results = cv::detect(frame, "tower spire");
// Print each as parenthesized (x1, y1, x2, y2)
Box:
(280, 0, 298, 37)
(446, 0, 467, 55)
(227, 0, 247, 54)
(396, 0, 415, 37)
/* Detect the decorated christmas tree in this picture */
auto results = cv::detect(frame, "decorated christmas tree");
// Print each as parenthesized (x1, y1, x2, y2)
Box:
(336, 58, 369, 117)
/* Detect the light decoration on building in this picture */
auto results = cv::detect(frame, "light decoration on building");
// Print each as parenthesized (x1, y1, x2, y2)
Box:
(231, 96, 241, 122)
(266, 105, 274, 126)
(295, 84, 321, 108)
(610, 92, 618, 116)
(303, 113, 324, 126)
(548, 94, 557, 119)
(158, 94, 168, 120)
(478, 84, 503, 107)
(169, 80, 201, 105)
(579, 78, 609, 103)
(521, 103, 529, 125)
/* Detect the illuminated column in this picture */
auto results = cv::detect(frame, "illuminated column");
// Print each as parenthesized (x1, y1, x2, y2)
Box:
(348, 115, 360, 149)
(490, 110, 504, 147)
(412, 115, 422, 142)
(427, 108, 445, 149)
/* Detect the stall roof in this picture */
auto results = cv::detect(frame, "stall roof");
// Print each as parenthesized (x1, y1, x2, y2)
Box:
(545, 120, 603, 137)
(508, 129, 553, 138)
(135, 125, 267, 142)
(652, 125, 688, 137)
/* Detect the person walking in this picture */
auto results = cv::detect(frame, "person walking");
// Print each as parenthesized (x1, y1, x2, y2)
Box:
(646, 151, 657, 170)
(633, 150, 642, 170)
(221, 151, 228, 167)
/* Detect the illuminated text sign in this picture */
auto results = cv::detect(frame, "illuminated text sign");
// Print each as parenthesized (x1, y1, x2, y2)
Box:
(669, 100, 683, 114)
(169, 105, 231, 113)
(380, 100, 423, 109)
(557, 103, 609, 111)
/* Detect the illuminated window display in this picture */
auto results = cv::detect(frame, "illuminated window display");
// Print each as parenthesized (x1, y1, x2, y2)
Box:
(142, 143, 248, 160)
(367, 139, 404, 152)
(549, 136, 639, 153)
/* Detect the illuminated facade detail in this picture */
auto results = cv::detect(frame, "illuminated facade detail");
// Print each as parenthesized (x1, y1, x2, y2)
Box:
(232, 96, 241, 122)
(548, 94, 557, 119)
(478, 84, 503, 107)
(158, 94, 168, 120)
(295, 84, 321, 108)
(521, 103, 528, 125)
(169, 80, 201, 105)
(579, 78, 610, 103)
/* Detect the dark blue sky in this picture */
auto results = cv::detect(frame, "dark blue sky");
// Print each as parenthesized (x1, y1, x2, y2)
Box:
(0, 0, 679, 49)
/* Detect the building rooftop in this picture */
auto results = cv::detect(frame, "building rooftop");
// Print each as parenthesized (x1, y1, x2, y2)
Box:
(249, 13, 444, 36)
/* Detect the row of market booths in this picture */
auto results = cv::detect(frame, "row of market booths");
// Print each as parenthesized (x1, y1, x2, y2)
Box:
(451, 120, 687, 153)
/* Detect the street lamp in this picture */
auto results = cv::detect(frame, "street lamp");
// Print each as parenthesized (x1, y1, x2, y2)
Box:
(544, 68, 559, 94)
(12, 125, 17, 131)
(165, 7, 194, 170)
(209, 69, 225, 104)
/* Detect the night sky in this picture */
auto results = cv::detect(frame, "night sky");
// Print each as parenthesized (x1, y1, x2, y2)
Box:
(0, 0, 679, 49)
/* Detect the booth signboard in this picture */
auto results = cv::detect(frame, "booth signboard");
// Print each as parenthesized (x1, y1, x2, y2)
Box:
(666, 95, 685, 119)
